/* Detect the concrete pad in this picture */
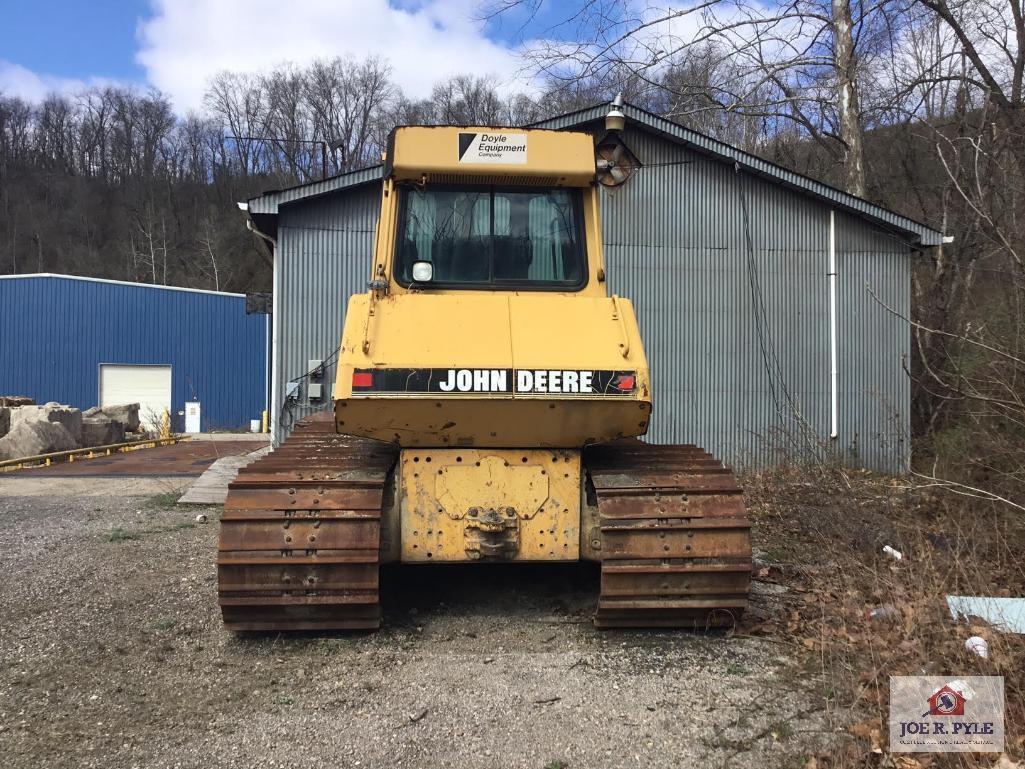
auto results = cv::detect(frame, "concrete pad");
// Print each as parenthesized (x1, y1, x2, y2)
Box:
(177, 445, 272, 504)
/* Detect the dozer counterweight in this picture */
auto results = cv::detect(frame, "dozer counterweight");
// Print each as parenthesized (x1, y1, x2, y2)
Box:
(218, 125, 751, 631)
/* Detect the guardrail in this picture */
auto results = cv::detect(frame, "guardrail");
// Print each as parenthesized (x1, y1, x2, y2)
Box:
(0, 435, 186, 473)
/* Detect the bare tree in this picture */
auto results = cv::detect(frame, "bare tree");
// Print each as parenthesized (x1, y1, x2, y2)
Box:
(205, 71, 269, 177)
(490, 0, 888, 194)
(914, 0, 1025, 168)
(304, 56, 394, 172)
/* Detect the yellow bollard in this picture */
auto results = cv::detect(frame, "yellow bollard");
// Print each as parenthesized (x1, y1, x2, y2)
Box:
(262, 409, 269, 434)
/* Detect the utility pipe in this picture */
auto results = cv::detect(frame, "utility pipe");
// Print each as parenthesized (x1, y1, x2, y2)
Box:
(829, 210, 838, 439)
(245, 216, 279, 445)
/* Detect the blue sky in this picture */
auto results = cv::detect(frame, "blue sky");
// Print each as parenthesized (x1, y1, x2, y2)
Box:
(0, 0, 576, 109)
(2, 0, 150, 82)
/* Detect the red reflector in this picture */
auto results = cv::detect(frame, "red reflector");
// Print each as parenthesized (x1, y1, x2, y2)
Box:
(352, 372, 373, 388)
(615, 375, 636, 391)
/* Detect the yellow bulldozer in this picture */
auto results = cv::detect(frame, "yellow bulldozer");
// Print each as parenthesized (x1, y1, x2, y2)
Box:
(218, 125, 751, 631)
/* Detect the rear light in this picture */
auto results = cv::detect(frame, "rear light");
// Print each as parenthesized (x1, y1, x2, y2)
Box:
(352, 371, 373, 388)
(613, 374, 636, 392)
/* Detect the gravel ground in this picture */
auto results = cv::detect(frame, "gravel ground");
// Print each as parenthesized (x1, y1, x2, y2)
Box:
(0, 476, 830, 769)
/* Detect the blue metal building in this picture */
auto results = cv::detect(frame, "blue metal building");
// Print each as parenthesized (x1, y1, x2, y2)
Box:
(0, 274, 268, 431)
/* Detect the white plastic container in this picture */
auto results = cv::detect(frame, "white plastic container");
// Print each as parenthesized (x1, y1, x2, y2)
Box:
(882, 545, 903, 561)
(965, 636, 989, 658)
(250, 419, 261, 433)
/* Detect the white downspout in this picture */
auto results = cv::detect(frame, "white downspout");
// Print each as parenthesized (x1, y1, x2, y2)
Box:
(829, 210, 838, 439)
(270, 244, 281, 446)
(264, 313, 270, 432)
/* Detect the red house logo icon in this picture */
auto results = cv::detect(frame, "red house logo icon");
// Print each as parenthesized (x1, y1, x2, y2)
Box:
(926, 685, 966, 716)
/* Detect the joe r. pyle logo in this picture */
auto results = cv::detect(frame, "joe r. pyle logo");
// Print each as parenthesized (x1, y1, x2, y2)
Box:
(889, 676, 1003, 753)
(924, 684, 966, 717)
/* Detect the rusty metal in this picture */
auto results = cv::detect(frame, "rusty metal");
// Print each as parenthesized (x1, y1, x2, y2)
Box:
(217, 415, 398, 631)
(7, 439, 261, 477)
(464, 507, 520, 559)
(0, 436, 183, 472)
(585, 441, 751, 629)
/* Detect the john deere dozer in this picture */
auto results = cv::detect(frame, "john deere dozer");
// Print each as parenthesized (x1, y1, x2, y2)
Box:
(218, 125, 751, 631)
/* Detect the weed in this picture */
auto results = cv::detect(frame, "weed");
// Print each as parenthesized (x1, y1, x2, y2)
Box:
(768, 719, 793, 741)
(725, 661, 747, 675)
(543, 762, 569, 769)
(105, 527, 139, 542)
(273, 695, 294, 706)
(153, 619, 176, 631)
(143, 491, 181, 510)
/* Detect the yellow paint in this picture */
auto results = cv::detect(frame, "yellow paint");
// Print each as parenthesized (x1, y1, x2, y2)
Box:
(334, 292, 650, 447)
(399, 448, 581, 562)
(321, 123, 656, 562)
(389, 126, 595, 186)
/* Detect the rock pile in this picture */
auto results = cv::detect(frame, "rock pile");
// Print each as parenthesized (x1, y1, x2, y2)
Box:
(0, 401, 142, 461)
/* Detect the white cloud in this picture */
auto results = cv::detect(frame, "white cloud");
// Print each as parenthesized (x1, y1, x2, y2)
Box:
(136, 0, 531, 112)
(0, 60, 118, 103)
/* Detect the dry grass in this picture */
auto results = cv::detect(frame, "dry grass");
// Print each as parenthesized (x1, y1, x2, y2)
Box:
(744, 464, 1025, 767)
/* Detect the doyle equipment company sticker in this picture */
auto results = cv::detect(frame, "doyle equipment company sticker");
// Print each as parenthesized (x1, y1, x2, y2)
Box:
(458, 132, 527, 165)
(890, 676, 1004, 752)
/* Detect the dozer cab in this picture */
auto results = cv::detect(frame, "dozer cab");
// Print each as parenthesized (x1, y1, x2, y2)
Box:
(218, 126, 751, 631)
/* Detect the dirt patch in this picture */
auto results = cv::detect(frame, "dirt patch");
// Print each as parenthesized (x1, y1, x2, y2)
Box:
(0, 477, 828, 769)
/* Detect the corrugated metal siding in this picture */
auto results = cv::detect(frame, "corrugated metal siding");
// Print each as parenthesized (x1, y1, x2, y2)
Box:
(536, 104, 943, 247)
(249, 166, 383, 214)
(0, 276, 267, 430)
(835, 213, 912, 471)
(597, 126, 910, 471)
(273, 125, 912, 471)
(274, 186, 380, 441)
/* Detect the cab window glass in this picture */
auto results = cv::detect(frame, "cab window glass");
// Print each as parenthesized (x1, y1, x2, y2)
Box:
(396, 186, 584, 288)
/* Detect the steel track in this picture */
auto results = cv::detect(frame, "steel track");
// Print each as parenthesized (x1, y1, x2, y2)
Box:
(218, 420, 750, 631)
(217, 416, 398, 631)
(586, 442, 751, 629)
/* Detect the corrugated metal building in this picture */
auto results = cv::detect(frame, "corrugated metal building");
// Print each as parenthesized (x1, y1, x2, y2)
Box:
(0, 274, 268, 431)
(243, 103, 944, 472)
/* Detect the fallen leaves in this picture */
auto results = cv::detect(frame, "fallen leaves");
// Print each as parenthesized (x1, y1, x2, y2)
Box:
(744, 466, 1025, 768)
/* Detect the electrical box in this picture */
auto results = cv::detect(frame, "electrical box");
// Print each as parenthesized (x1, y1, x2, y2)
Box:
(308, 382, 324, 400)
(308, 359, 324, 379)
(285, 381, 300, 400)
(184, 401, 201, 434)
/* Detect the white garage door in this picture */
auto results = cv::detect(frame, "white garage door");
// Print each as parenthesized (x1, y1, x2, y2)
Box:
(99, 364, 172, 430)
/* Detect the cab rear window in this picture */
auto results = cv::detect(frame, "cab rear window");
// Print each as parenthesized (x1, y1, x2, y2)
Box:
(395, 186, 586, 289)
